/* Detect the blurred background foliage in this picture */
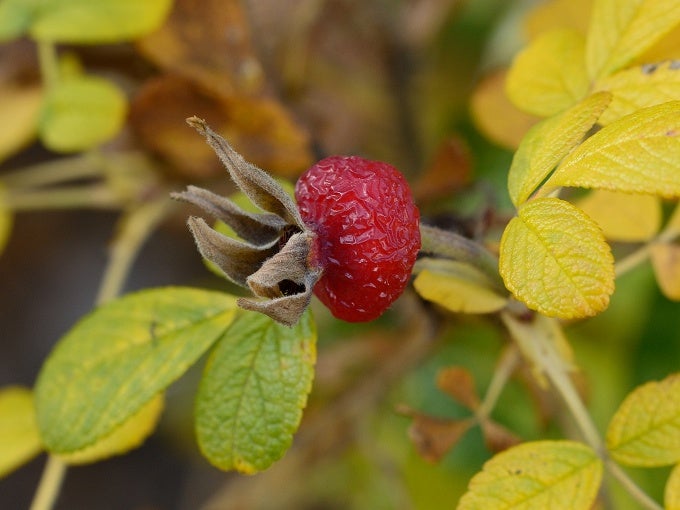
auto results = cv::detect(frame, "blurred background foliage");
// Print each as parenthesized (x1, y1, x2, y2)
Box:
(0, 0, 675, 508)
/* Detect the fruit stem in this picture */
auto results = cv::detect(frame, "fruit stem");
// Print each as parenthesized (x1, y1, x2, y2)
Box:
(419, 224, 505, 291)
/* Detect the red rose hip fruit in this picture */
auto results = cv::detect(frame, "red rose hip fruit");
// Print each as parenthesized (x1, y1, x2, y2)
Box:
(295, 155, 421, 322)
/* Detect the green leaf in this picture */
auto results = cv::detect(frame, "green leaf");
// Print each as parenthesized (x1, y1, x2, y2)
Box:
(195, 309, 316, 474)
(508, 92, 612, 207)
(506, 29, 589, 117)
(606, 373, 680, 466)
(40, 74, 127, 152)
(34, 287, 238, 454)
(457, 440, 603, 510)
(0, 0, 37, 42)
(0, 386, 42, 478)
(30, 0, 173, 43)
(499, 197, 614, 319)
(413, 258, 508, 314)
(595, 60, 680, 125)
(545, 101, 680, 197)
(586, 0, 680, 79)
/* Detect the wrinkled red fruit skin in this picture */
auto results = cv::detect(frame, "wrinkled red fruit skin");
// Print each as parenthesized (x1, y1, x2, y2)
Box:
(295, 156, 421, 322)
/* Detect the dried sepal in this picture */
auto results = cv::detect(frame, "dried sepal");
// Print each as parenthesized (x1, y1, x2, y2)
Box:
(173, 185, 287, 246)
(186, 117, 305, 228)
(187, 217, 278, 286)
(175, 118, 324, 326)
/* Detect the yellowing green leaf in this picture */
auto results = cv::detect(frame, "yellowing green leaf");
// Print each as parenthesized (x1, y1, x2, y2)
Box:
(196, 310, 316, 473)
(666, 463, 680, 510)
(30, 0, 172, 43)
(586, 0, 680, 80)
(0, 84, 43, 162)
(506, 29, 589, 117)
(0, 386, 42, 478)
(0, 0, 35, 41)
(546, 101, 680, 197)
(57, 394, 163, 465)
(606, 373, 680, 466)
(577, 190, 661, 241)
(508, 92, 612, 207)
(413, 258, 508, 314)
(457, 440, 603, 510)
(35, 287, 237, 454)
(595, 60, 680, 125)
(499, 197, 614, 319)
(651, 242, 680, 300)
(40, 74, 127, 152)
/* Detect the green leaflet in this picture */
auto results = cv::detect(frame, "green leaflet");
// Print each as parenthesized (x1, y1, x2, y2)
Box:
(34, 287, 238, 453)
(196, 309, 317, 473)
(0, 387, 42, 478)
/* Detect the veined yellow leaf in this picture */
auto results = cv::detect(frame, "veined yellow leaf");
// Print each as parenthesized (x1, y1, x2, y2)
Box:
(413, 258, 508, 314)
(577, 190, 661, 241)
(0, 386, 42, 478)
(506, 29, 589, 117)
(546, 101, 680, 197)
(457, 440, 602, 510)
(639, 24, 680, 63)
(57, 394, 163, 464)
(651, 242, 680, 300)
(595, 60, 680, 125)
(607, 373, 680, 466)
(586, 0, 680, 79)
(508, 92, 612, 207)
(666, 463, 680, 510)
(499, 197, 614, 319)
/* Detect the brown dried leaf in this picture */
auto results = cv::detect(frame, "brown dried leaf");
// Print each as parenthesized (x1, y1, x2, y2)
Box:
(407, 412, 474, 463)
(480, 419, 522, 454)
(437, 366, 480, 410)
(413, 136, 472, 203)
(130, 75, 312, 179)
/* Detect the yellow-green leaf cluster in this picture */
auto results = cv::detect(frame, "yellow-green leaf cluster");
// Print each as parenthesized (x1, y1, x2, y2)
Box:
(457, 440, 602, 510)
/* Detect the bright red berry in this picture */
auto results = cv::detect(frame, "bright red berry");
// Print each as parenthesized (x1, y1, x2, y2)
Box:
(294, 155, 421, 322)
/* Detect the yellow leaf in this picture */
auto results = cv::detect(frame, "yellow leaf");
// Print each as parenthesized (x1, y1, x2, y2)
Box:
(499, 197, 614, 319)
(506, 29, 589, 117)
(586, 0, 680, 80)
(508, 92, 612, 207)
(0, 84, 42, 162)
(594, 60, 680, 125)
(546, 101, 680, 198)
(639, 24, 680, 63)
(577, 190, 661, 241)
(651, 243, 680, 300)
(457, 440, 603, 510)
(666, 463, 680, 510)
(524, 0, 592, 39)
(607, 373, 680, 466)
(470, 69, 540, 150)
(0, 183, 12, 256)
(0, 386, 42, 478)
(413, 258, 508, 314)
(56, 394, 164, 465)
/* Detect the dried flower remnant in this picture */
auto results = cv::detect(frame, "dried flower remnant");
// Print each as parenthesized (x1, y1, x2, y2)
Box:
(172, 117, 322, 326)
